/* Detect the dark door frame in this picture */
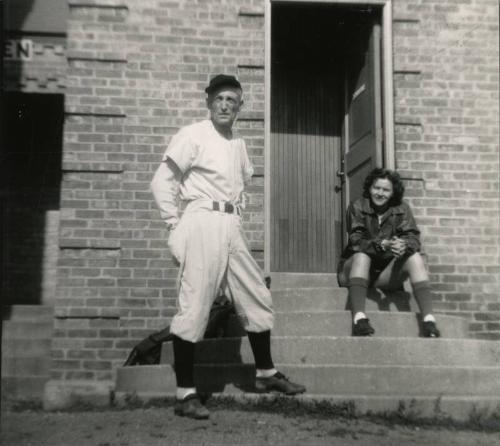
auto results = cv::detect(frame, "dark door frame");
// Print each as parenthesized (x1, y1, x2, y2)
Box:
(264, 0, 395, 273)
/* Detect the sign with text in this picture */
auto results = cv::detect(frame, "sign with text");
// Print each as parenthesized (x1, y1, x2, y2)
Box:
(4, 39, 34, 61)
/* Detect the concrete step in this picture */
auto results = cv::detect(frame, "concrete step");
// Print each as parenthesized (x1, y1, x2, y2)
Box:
(159, 287, 413, 314)
(1, 305, 54, 400)
(159, 285, 440, 316)
(2, 305, 54, 321)
(114, 272, 495, 422)
(164, 286, 435, 318)
(1, 376, 50, 399)
(2, 339, 52, 358)
(277, 364, 500, 397)
(160, 336, 500, 367)
(2, 320, 54, 339)
(2, 356, 51, 376)
(270, 273, 338, 289)
(271, 287, 424, 312)
(224, 311, 468, 339)
(115, 362, 500, 397)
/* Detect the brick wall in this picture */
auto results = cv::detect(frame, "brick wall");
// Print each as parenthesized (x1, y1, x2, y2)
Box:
(52, 0, 499, 384)
(393, 0, 500, 339)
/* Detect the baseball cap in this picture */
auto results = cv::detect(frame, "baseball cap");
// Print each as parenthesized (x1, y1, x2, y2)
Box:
(205, 74, 242, 94)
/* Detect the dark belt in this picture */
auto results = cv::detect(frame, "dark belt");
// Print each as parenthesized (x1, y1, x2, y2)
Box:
(212, 201, 240, 215)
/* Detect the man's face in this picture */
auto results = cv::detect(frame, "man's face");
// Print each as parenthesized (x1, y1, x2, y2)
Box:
(206, 86, 243, 129)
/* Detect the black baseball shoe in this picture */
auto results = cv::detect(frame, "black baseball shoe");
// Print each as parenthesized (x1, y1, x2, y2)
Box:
(352, 318, 375, 336)
(174, 393, 209, 419)
(423, 321, 441, 338)
(255, 371, 306, 395)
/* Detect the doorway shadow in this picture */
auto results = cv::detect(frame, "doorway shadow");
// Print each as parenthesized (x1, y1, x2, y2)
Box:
(1, 93, 64, 307)
(2, 1, 65, 309)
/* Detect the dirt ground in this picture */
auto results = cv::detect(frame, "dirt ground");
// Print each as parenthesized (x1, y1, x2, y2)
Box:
(2, 403, 500, 446)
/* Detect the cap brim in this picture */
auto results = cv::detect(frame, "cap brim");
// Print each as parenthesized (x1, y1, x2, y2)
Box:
(205, 80, 242, 94)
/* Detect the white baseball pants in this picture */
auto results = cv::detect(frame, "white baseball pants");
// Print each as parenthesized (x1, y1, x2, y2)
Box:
(168, 203, 274, 342)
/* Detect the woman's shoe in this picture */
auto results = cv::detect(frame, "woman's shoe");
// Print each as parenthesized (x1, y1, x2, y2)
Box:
(352, 318, 375, 336)
(423, 321, 441, 338)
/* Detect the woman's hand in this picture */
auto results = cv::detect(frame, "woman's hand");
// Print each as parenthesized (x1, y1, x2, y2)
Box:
(389, 237, 407, 257)
(379, 239, 392, 252)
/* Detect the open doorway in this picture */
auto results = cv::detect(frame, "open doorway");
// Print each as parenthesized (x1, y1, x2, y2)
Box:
(1, 93, 64, 305)
(269, 2, 386, 273)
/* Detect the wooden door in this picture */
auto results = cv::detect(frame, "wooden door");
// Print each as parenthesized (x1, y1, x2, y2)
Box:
(270, 69, 341, 272)
(342, 23, 383, 206)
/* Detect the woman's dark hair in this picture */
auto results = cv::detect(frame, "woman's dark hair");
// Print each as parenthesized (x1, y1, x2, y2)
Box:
(362, 168, 405, 206)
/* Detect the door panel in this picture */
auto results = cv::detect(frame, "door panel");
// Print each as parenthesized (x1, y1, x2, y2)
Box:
(271, 70, 341, 272)
(344, 23, 383, 206)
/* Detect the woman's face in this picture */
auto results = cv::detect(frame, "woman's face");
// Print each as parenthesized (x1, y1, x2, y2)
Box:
(369, 177, 394, 209)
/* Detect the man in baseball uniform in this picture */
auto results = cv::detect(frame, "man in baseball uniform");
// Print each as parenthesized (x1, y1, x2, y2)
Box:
(151, 74, 306, 419)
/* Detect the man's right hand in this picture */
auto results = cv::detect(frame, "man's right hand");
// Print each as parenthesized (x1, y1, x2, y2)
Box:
(166, 221, 178, 232)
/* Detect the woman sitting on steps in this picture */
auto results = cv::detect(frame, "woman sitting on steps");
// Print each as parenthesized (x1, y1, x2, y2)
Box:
(337, 168, 441, 338)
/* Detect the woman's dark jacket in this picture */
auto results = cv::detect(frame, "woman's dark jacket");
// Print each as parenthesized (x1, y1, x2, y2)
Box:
(340, 197, 421, 263)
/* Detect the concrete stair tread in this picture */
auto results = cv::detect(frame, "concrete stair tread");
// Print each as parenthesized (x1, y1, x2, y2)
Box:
(2, 357, 51, 376)
(248, 311, 468, 338)
(167, 362, 500, 370)
(160, 335, 500, 367)
(155, 309, 468, 337)
(191, 334, 498, 341)
(121, 362, 500, 370)
(272, 287, 345, 292)
(270, 273, 338, 289)
(116, 363, 500, 396)
(273, 363, 500, 370)
(271, 288, 417, 312)
(273, 310, 461, 316)
(117, 363, 500, 371)
(2, 376, 51, 399)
